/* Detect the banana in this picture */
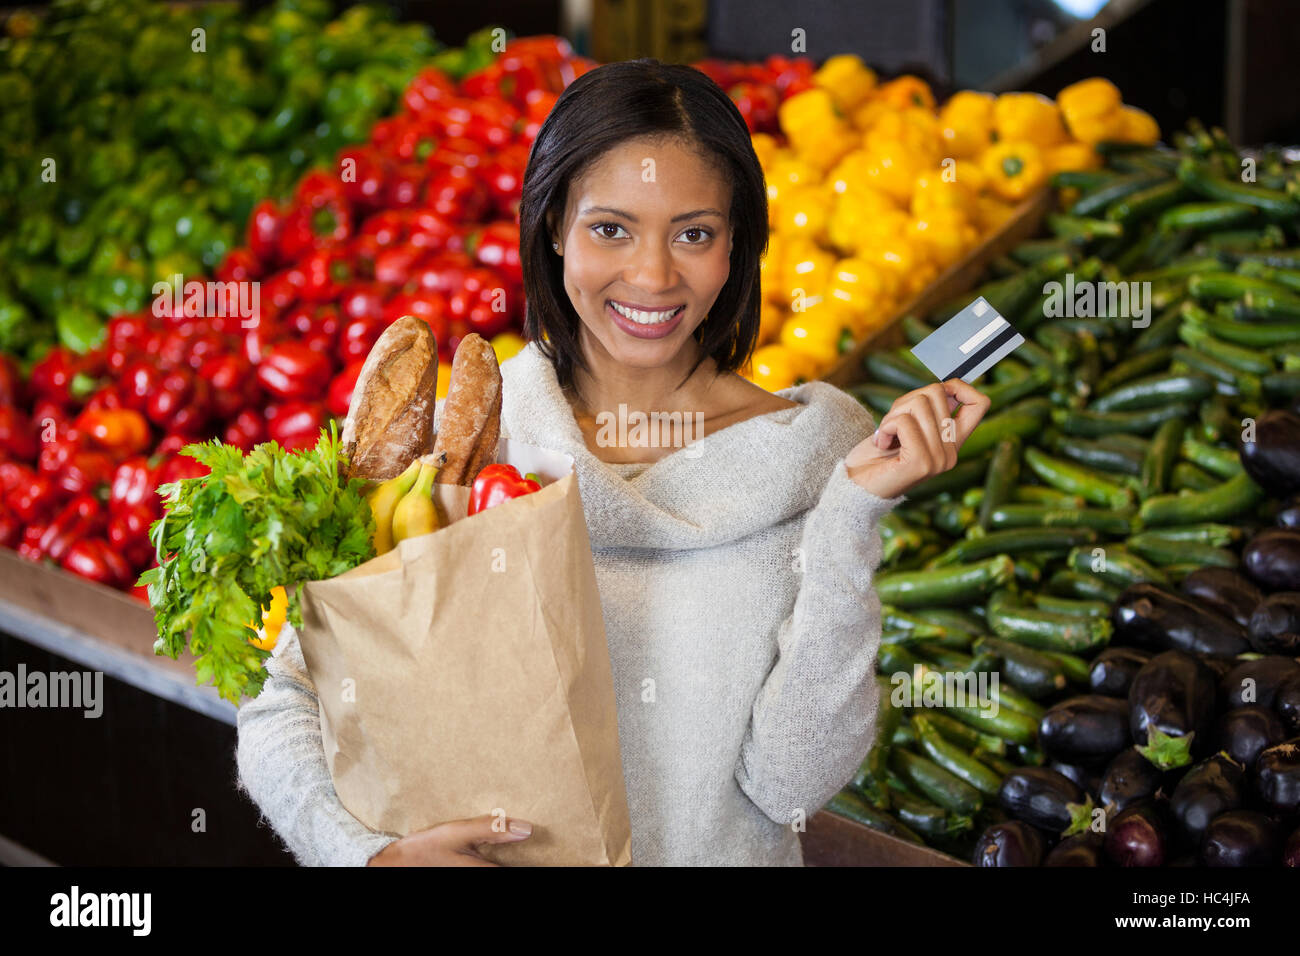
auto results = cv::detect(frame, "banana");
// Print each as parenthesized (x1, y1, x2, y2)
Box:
(391, 456, 441, 545)
(365, 459, 422, 555)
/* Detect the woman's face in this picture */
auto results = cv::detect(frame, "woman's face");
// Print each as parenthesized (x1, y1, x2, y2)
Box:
(551, 136, 734, 374)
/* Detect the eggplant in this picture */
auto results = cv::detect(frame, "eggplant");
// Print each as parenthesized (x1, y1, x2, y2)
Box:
(1217, 705, 1287, 769)
(1169, 753, 1246, 847)
(1050, 760, 1102, 795)
(1285, 826, 1300, 867)
(1221, 655, 1300, 710)
(1248, 592, 1300, 655)
(1111, 583, 1250, 659)
(972, 820, 1047, 866)
(1129, 650, 1218, 769)
(1039, 695, 1131, 767)
(1088, 647, 1152, 698)
(1239, 409, 1300, 497)
(1256, 737, 1300, 813)
(1243, 528, 1300, 593)
(1104, 800, 1169, 866)
(1201, 810, 1279, 866)
(998, 767, 1090, 834)
(1277, 495, 1300, 531)
(1044, 831, 1105, 866)
(1277, 675, 1300, 735)
(1180, 567, 1263, 630)
(1100, 747, 1170, 813)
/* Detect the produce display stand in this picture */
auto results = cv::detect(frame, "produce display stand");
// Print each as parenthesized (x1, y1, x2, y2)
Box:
(820, 186, 1055, 390)
(802, 806, 967, 866)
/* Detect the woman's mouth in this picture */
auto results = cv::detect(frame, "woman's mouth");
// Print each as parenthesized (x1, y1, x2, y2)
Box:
(606, 299, 686, 340)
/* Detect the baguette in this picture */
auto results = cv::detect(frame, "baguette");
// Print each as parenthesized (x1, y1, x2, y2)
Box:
(340, 315, 439, 483)
(432, 334, 502, 485)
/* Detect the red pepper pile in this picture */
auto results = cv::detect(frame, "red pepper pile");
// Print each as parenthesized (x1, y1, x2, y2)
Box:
(0, 36, 594, 598)
(692, 55, 817, 133)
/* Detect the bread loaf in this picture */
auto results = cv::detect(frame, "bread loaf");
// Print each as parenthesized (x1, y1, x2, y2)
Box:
(340, 315, 439, 482)
(432, 334, 502, 486)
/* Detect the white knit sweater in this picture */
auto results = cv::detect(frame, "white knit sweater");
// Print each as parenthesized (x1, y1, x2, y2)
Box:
(236, 342, 905, 866)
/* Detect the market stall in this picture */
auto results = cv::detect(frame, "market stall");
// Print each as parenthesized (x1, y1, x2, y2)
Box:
(2, 0, 1299, 872)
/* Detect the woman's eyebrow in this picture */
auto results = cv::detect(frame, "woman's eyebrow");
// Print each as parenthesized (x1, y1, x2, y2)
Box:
(579, 206, 725, 223)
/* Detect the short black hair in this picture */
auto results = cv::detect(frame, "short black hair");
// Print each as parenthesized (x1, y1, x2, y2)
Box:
(518, 58, 768, 396)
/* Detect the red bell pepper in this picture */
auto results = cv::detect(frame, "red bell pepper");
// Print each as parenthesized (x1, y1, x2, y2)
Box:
(4, 464, 57, 523)
(74, 407, 150, 458)
(222, 407, 269, 451)
(109, 456, 159, 516)
(216, 247, 263, 284)
(338, 145, 390, 209)
(62, 536, 132, 589)
(299, 247, 355, 303)
(339, 281, 386, 324)
(0, 405, 37, 461)
(407, 209, 461, 252)
(18, 523, 47, 562)
(55, 449, 115, 497)
(108, 503, 156, 570)
(450, 267, 515, 340)
(118, 360, 162, 414)
(337, 313, 389, 364)
(198, 352, 258, 420)
(266, 400, 325, 451)
(402, 67, 457, 117)
(0, 512, 18, 549)
(40, 494, 105, 564)
(467, 221, 523, 287)
(0, 353, 24, 407)
(426, 166, 488, 222)
(467, 464, 541, 516)
(28, 347, 81, 406)
(145, 369, 196, 429)
(256, 342, 333, 401)
(302, 304, 341, 355)
(384, 162, 427, 208)
(248, 199, 285, 267)
(373, 243, 423, 286)
(382, 290, 448, 341)
(359, 209, 411, 248)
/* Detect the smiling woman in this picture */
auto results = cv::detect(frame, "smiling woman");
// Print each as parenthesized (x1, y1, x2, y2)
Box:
(235, 58, 990, 869)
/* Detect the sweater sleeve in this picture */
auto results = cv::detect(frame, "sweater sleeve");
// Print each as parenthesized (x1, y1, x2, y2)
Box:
(235, 622, 400, 866)
(734, 459, 905, 827)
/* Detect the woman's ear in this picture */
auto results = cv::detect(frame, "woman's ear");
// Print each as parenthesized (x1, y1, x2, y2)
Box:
(546, 214, 563, 255)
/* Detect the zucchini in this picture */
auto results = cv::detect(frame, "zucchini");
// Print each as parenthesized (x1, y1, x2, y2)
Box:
(1171, 347, 1261, 398)
(889, 748, 983, 816)
(875, 555, 1016, 608)
(1051, 402, 1198, 437)
(1158, 201, 1259, 232)
(1045, 569, 1122, 603)
(906, 455, 991, 499)
(1125, 533, 1239, 569)
(1187, 271, 1294, 301)
(912, 714, 1004, 796)
(1035, 649, 1093, 686)
(1069, 171, 1168, 217)
(977, 436, 1021, 532)
(1030, 594, 1110, 618)
(1093, 345, 1176, 396)
(827, 790, 925, 844)
(1137, 471, 1264, 526)
(913, 607, 989, 636)
(985, 590, 1112, 654)
(888, 785, 971, 839)
(1131, 522, 1241, 546)
(922, 711, 1007, 755)
(1011, 486, 1086, 508)
(926, 526, 1099, 568)
(1237, 289, 1300, 321)
(1066, 544, 1170, 587)
(847, 382, 905, 416)
(958, 407, 1048, 460)
(1088, 371, 1215, 412)
(1045, 432, 1144, 476)
(1176, 158, 1300, 218)
(865, 351, 932, 390)
(1105, 179, 1191, 225)
(1180, 435, 1243, 478)
(1022, 447, 1135, 509)
(1176, 323, 1275, 374)
(972, 636, 1068, 700)
(1137, 418, 1184, 501)
(984, 503, 1133, 535)
(1171, 461, 1221, 492)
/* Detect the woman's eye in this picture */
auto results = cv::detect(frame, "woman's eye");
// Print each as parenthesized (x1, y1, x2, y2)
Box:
(678, 227, 712, 244)
(593, 223, 628, 240)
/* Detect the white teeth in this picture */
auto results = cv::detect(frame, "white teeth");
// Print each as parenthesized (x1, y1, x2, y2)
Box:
(610, 301, 681, 324)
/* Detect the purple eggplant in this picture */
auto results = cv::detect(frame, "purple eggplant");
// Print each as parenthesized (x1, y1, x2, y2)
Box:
(1248, 592, 1300, 655)
(1044, 830, 1105, 866)
(1285, 826, 1300, 867)
(1277, 495, 1300, 530)
(1239, 409, 1300, 497)
(1169, 752, 1246, 847)
(1050, 760, 1102, 795)
(1104, 800, 1170, 866)
(1111, 583, 1250, 659)
(1277, 675, 1300, 735)
(1089, 647, 1153, 698)
(973, 820, 1047, 866)
(1129, 650, 1218, 769)
(1201, 810, 1279, 866)
(1243, 528, 1300, 593)
(1217, 705, 1287, 769)
(1180, 567, 1264, 629)
(1221, 656, 1300, 710)
(1039, 695, 1131, 767)
(998, 767, 1091, 835)
(1100, 747, 1172, 813)
(1256, 737, 1300, 813)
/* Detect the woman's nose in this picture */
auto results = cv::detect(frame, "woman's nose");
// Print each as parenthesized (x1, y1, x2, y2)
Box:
(624, 241, 676, 291)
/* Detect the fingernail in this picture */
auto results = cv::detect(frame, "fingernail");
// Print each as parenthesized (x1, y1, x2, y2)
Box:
(508, 819, 532, 838)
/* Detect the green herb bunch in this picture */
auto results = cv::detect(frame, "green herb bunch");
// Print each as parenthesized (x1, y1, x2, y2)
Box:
(139, 423, 376, 705)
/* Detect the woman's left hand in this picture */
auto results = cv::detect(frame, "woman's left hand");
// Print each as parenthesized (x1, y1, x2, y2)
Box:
(844, 379, 992, 500)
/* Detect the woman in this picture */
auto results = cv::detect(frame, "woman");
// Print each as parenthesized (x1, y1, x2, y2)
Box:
(236, 59, 990, 866)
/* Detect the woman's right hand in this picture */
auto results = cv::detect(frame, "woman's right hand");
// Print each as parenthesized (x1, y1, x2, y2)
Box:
(366, 813, 534, 866)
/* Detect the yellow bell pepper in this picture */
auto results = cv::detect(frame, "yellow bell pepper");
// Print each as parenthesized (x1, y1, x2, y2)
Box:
(750, 132, 781, 172)
(1045, 141, 1100, 175)
(1120, 106, 1160, 145)
(814, 54, 877, 113)
(954, 158, 988, 195)
(876, 75, 935, 111)
(866, 109, 942, 167)
(976, 195, 1017, 231)
(993, 92, 1068, 149)
(758, 299, 785, 346)
(765, 155, 820, 226)
(1057, 78, 1122, 123)
(857, 233, 926, 298)
(775, 184, 833, 243)
(796, 124, 859, 174)
(781, 236, 837, 305)
(490, 332, 527, 363)
(828, 187, 907, 255)
(436, 361, 453, 399)
(249, 586, 288, 652)
(908, 207, 978, 270)
(778, 88, 841, 140)
(823, 257, 898, 328)
(981, 141, 1047, 201)
(938, 90, 995, 158)
(780, 304, 857, 367)
(850, 97, 893, 134)
(760, 230, 785, 304)
(858, 138, 923, 205)
(910, 169, 978, 221)
(743, 344, 819, 392)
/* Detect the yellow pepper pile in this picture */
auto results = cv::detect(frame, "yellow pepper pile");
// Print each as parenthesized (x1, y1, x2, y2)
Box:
(743, 61, 1160, 392)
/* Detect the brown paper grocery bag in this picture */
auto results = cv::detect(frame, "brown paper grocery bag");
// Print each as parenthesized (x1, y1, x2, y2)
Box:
(298, 439, 632, 866)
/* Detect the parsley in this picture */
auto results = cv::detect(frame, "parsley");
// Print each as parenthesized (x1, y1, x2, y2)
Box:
(139, 423, 375, 705)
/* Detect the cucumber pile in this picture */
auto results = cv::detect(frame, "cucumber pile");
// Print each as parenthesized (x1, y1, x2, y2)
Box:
(829, 121, 1300, 866)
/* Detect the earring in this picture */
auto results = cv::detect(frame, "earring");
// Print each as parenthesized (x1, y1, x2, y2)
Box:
(552, 242, 560, 251)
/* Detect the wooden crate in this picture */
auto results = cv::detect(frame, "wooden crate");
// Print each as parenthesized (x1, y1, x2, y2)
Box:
(819, 187, 1054, 390)
(802, 809, 969, 866)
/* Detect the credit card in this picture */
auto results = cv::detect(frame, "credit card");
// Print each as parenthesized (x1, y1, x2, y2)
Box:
(909, 296, 1024, 384)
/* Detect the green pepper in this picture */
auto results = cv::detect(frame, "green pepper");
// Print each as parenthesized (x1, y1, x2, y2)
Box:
(85, 271, 147, 317)
(15, 210, 56, 259)
(216, 107, 259, 153)
(54, 223, 96, 269)
(0, 295, 34, 353)
(86, 140, 137, 191)
(56, 303, 106, 354)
